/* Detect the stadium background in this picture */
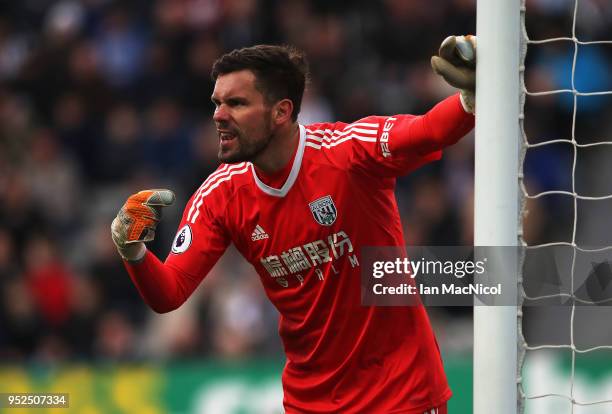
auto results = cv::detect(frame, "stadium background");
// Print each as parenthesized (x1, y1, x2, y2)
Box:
(0, 0, 611, 412)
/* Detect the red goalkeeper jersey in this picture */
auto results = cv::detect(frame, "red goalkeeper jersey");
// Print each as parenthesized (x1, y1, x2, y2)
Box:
(125, 94, 474, 413)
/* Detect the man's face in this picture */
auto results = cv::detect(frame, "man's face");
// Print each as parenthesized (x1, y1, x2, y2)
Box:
(211, 70, 275, 163)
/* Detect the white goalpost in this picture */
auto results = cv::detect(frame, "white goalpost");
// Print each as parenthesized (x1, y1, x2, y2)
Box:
(473, 0, 521, 413)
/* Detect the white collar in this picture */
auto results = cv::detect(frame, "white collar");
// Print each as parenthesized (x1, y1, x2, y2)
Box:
(251, 124, 305, 197)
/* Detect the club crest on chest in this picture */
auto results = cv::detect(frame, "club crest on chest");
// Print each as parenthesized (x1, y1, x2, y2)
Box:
(309, 195, 337, 226)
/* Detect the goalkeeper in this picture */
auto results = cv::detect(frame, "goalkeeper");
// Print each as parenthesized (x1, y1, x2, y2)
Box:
(112, 36, 475, 414)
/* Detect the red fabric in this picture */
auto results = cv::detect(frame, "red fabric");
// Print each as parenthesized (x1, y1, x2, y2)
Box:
(26, 262, 73, 326)
(389, 93, 474, 156)
(125, 94, 473, 413)
(125, 251, 202, 313)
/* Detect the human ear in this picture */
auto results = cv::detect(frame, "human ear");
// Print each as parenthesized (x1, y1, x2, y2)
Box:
(273, 99, 294, 125)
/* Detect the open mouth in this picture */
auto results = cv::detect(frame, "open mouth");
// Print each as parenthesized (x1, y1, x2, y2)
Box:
(219, 131, 237, 142)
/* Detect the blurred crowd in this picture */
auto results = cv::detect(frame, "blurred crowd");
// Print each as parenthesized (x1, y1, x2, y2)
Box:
(0, 0, 611, 363)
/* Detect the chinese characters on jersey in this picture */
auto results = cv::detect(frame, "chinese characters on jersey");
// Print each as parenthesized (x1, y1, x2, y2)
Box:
(260, 230, 359, 287)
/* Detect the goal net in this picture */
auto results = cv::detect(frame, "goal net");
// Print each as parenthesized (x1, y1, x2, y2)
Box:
(518, 0, 612, 413)
(476, 0, 612, 413)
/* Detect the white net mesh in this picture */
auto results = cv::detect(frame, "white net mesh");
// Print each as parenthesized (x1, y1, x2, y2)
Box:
(519, 0, 612, 413)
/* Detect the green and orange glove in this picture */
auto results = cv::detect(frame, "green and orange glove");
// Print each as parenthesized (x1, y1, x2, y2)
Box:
(111, 189, 175, 262)
(431, 35, 477, 113)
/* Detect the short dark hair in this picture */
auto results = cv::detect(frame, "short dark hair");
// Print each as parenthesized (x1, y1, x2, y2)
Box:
(211, 45, 309, 122)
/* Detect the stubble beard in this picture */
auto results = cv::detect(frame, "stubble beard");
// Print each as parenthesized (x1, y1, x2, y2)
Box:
(218, 116, 274, 164)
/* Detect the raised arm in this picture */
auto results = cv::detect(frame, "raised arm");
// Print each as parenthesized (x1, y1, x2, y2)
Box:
(388, 93, 474, 157)
(387, 34, 477, 155)
(111, 189, 229, 313)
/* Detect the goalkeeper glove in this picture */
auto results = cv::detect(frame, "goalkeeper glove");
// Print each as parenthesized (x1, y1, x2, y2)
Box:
(111, 189, 175, 262)
(431, 35, 477, 113)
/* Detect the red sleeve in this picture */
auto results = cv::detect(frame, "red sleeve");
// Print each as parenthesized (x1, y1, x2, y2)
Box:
(388, 93, 474, 157)
(123, 184, 231, 313)
(335, 93, 474, 177)
(124, 251, 205, 313)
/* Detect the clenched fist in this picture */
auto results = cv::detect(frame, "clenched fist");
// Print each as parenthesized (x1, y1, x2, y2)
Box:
(111, 189, 175, 261)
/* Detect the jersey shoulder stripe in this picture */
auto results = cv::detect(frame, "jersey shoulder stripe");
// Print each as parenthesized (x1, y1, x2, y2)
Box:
(305, 121, 379, 150)
(187, 162, 251, 223)
(306, 122, 378, 138)
(186, 163, 233, 221)
(187, 163, 245, 221)
(306, 128, 377, 142)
